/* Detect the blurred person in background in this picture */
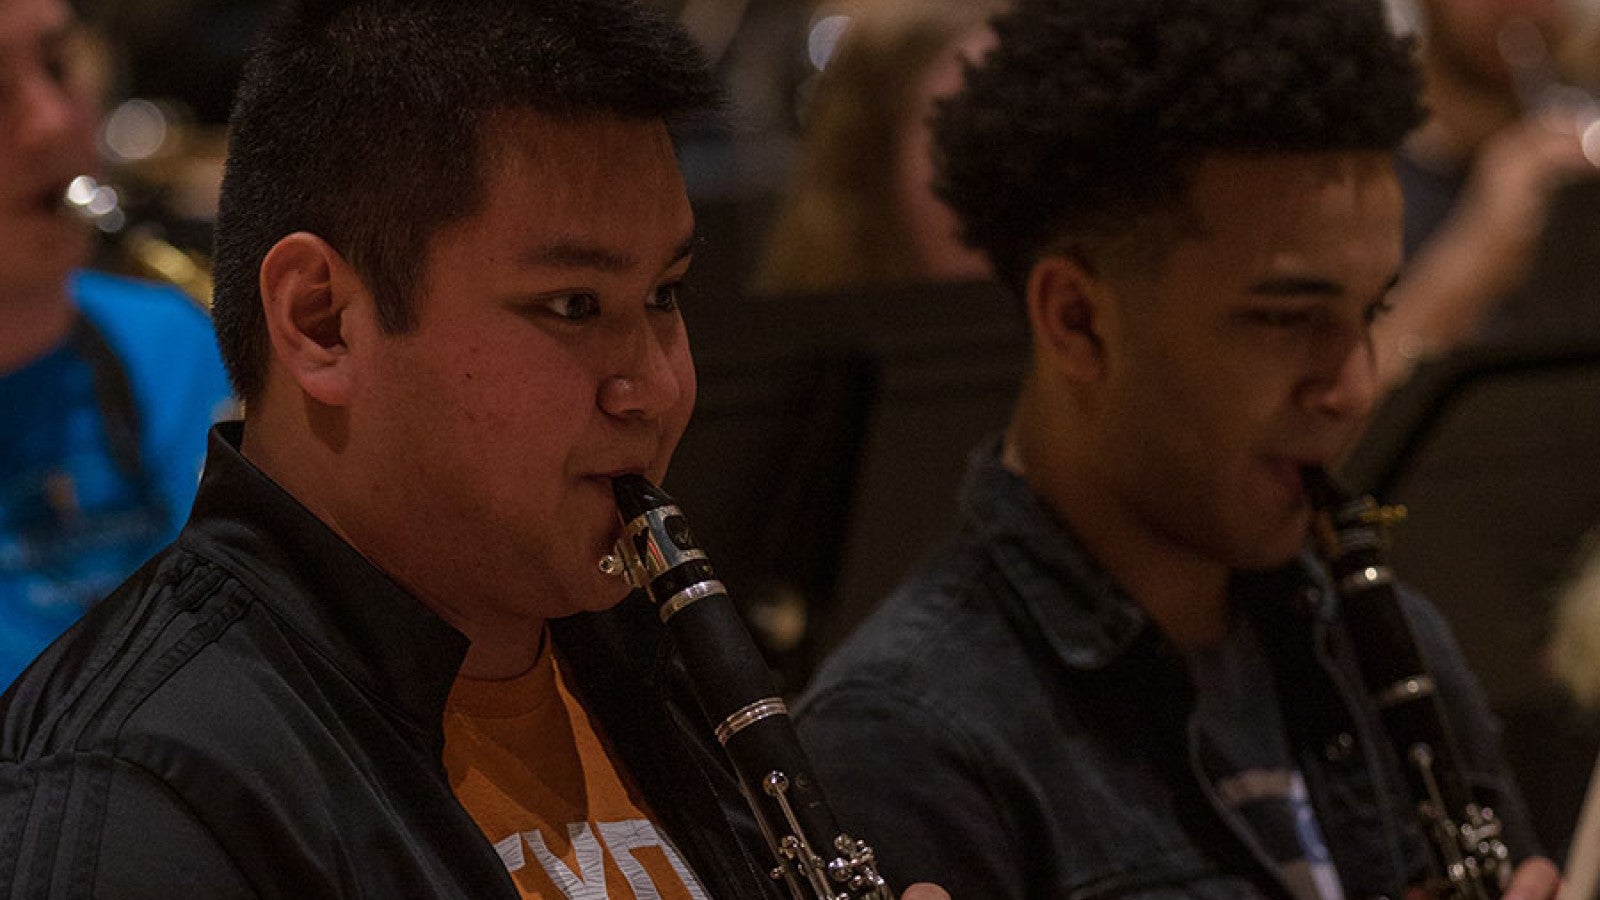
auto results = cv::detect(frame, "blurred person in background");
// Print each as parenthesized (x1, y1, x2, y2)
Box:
(0, 0, 231, 688)
(1375, 0, 1600, 387)
(751, 0, 1005, 296)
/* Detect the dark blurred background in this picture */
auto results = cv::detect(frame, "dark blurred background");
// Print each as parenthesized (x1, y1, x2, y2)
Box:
(73, 0, 827, 305)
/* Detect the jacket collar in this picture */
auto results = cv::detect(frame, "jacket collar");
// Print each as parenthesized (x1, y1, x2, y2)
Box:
(959, 439, 1330, 671)
(181, 426, 777, 898)
(180, 423, 470, 751)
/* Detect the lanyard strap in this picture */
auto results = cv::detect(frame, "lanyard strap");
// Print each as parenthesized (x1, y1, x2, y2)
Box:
(67, 313, 144, 483)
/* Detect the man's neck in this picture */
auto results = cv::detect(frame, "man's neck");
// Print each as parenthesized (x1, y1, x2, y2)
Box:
(241, 404, 548, 682)
(0, 285, 76, 376)
(451, 616, 547, 681)
(1005, 396, 1233, 650)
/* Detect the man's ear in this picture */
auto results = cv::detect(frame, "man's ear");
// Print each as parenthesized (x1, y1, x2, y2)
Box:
(258, 232, 363, 407)
(1024, 254, 1114, 383)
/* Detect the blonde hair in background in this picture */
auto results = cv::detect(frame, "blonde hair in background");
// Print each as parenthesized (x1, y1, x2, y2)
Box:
(1569, 761, 1600, 900)
(752, 0, 1007, 296)
(1548, 531, 1600, 709)
(1531, 526, 1600, 894)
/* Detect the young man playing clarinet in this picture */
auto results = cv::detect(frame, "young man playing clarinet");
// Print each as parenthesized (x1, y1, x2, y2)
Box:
(796, 0, 1560, 897)
(0, 2, 946, 897)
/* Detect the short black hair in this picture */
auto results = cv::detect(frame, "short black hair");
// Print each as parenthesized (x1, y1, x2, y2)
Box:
(212, 0, 720, 401)
(933, 0, 1425, 295)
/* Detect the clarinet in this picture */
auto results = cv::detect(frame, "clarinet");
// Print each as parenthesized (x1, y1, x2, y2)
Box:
(599, 474, 894, 900)
(1304, 468, 1511, 900)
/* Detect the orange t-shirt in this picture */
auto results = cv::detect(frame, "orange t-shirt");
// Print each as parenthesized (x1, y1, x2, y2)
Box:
(443, 633, 711, 900)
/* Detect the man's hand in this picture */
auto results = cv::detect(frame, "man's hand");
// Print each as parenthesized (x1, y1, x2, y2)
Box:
(900, 883, 951, 900)
(1403, 856, 1560, 900)
(1449, 116, 1598, 299)
(1503, 855, 1560, 900)
(1375, 114, 1598, 389)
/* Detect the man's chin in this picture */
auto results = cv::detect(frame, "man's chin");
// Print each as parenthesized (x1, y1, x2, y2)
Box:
(566, 569, 638, 616)
(1229, 507, 1316, 572)
(0, 249, 84, 299)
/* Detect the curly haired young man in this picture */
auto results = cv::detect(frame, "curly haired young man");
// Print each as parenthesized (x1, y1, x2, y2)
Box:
(796, 1, 1559, 897)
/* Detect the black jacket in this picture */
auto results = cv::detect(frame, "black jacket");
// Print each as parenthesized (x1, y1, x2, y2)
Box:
(0, 423, 782, 899)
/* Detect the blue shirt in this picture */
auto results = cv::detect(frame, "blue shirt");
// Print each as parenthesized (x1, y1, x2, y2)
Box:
(0, 271, 232, 687)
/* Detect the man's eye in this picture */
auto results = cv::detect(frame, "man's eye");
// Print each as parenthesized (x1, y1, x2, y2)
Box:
(39, 32, 76, 87)
(543, 293, 600, 321)
(42, 51, 69, 86)
(648, 281, 682, 312)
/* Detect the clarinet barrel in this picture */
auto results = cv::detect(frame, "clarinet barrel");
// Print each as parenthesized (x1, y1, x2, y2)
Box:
(606, 474, 893, 900)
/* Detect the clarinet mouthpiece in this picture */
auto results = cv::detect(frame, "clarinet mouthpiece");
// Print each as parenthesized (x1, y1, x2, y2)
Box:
(611, 473, 673, 521)
(1301, 465, 1349, 513)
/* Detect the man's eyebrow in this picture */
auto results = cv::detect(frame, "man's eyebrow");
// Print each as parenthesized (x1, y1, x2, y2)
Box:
(5, 23, 73, 62)
(1247, 271, 1402, 301)
(522, 232, 696, 274)
(523, 240, 634, 273)
(1248, 275, 1346, 297)
(667, 233, 696, 268)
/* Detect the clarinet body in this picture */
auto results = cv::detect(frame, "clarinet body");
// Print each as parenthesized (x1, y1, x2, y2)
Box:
(1304, 468, 1511, 900)
(602, 474, 894, 900)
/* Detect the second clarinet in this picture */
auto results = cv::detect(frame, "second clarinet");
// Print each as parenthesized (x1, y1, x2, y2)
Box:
(601, 474, 894, 900)
(1305, 468, 1511, 900)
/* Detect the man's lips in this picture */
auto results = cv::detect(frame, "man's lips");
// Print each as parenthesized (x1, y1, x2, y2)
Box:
(582, 469, 654, 509)
(587, 467, 649, 485)
(1264, 458, 1329, 497)
(11, 181, 76, 218)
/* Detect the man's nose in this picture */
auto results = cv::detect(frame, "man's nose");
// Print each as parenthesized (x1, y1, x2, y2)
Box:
(598, 320, 687, 421)
(1300, 331, 1380, 422)
(9, 67, 85, 152)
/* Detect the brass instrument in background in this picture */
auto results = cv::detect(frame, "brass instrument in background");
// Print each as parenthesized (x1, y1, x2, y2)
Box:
(61, 99, 224, 308)
(1306, 469, 1511, 900)
(62, 173, 214, 307)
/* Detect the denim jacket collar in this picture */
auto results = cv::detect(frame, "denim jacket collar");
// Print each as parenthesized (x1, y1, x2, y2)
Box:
(957, 439, 1336, 672)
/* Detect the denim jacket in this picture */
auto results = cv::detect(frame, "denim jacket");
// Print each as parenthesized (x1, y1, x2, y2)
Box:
(794, 443, 1537, 900)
